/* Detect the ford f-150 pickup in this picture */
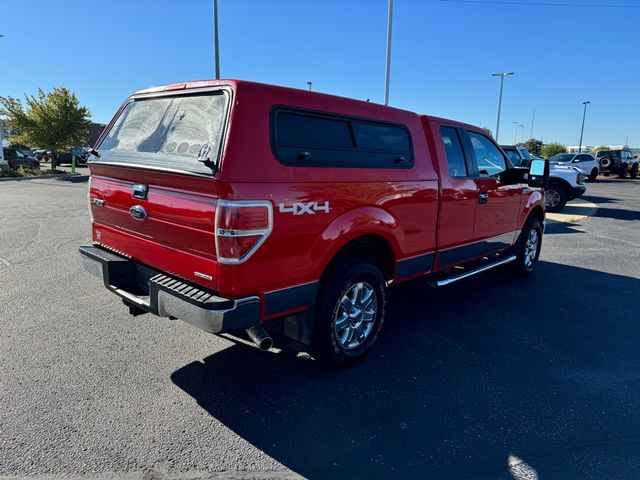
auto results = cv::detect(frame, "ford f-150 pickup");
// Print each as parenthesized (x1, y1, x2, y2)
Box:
(79, 80, 548, 365)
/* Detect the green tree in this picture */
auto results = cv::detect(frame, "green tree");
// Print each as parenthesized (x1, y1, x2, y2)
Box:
(0, 87, 91, 170)
(519, 138, 544, 156)
(482, 127, 494, 138)
(540, 142, 566, 159)
(591, 145, 609, 155)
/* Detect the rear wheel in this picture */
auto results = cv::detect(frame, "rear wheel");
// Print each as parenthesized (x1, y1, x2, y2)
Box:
(512, 218, 543, 275)
(631, 163, 638, 179)
(589, 168, 598, 181)
(545, 184, 567, 212)
(312, 259, 387, 366)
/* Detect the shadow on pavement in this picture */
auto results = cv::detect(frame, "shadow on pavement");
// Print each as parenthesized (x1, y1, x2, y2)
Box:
(543, 221, 587, 235)
(51, 174, 89, 184)
(595, 207, 640, 222)
(582, 195, 620, 205)
(171, 262, 640, 479)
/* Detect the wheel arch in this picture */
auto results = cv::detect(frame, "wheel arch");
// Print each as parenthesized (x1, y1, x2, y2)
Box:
(548, 177, 571, 195)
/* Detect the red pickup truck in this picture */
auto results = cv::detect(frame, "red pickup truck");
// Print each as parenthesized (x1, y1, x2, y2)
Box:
(79, 80, 548, 365)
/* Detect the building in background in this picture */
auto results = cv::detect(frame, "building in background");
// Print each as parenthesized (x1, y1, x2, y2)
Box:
(86, 123, 106, 147)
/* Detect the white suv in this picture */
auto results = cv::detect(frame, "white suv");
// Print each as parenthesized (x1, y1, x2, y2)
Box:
(501, 145, 586, 212)
(549, 153, 599, 181)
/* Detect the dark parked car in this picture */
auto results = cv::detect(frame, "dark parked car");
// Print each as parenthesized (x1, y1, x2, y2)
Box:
(596, 149, 638, 178)
(33, 149, 49, 161)
(2, 148, 40, 170)
(55, 147, 90, 165)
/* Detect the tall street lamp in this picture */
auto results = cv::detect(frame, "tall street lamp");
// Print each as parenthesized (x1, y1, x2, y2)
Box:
(578, 101, 591, 153)
(492, 72, 514, 143)
(513, 121, 519, 144)
(306, 81, 313, 91)
(213, 0, 220, 79)
(519, 124, 525, 143)
(384, 0, 394, 106)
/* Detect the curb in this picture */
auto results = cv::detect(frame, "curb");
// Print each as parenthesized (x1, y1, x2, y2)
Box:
(0, 173, 89, 182)
(546, 200, 598, 223)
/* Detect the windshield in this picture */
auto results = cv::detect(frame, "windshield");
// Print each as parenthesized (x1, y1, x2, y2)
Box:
(97, 91, 228, 175)
(517, 147, 533, 160)
(503, 148, 523, 166)
(550, 154, 574, 163)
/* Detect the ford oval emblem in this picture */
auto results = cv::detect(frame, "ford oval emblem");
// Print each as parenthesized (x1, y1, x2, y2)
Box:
(129, 205, 148, 221)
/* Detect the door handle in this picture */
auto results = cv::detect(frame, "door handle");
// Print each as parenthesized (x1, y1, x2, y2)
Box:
(479, 191, 489, 204)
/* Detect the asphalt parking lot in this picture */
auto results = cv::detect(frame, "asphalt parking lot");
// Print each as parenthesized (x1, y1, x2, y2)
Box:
(1, 176, 639, 479)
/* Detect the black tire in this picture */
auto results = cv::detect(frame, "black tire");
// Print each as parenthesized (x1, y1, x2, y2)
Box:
(631, 163, 638, 179)
(512, 217, 543, 275)
(589, 168, 598, 181)
(619, 163, 628, 179)
(312, 259, 387, 366)
(599, 157, 611, 169)
(545, 184, 567, 212)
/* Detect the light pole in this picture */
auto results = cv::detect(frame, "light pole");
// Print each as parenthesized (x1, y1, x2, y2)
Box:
(513, 121, 519, 144)
(578, 101, 590, 153)
(384, 0, 393, 106)
(492, 72, 514, 143)
(306, 81, 313, 91)
(530, 109, 535, 139)
(213, 0, 220, 79)
(519, 124, 525, 143)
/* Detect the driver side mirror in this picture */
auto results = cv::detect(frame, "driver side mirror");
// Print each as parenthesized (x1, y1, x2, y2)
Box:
(528, 159, 549, 188)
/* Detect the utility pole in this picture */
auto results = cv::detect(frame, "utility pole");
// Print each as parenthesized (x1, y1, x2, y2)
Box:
(492, 72, 514, 143)
(384, 0, 393, 106)
(578, 101, 590, 153)
(213, 0, 220, 79)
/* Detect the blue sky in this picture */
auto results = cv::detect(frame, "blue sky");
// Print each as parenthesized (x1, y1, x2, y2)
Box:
(0, 0, 638, 146)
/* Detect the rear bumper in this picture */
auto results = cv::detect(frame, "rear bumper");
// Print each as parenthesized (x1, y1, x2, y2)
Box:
(79, 245, 260, 334)
(570, 185, 586, 200)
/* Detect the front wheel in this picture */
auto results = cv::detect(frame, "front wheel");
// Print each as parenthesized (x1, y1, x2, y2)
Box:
(589, 168, 598, 181)
(312, 260, 387, 366)
(512, 218, 543, 275)
(545, 184, 567, 212)
(630, 163, 638, 179)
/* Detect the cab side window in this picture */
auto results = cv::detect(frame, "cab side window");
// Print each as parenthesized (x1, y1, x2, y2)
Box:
(467, 132, 507, 178)
(440, 126, 468, 177)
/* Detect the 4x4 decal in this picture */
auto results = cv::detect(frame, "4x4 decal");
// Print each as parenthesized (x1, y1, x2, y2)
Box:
(279, 201, 330, 215)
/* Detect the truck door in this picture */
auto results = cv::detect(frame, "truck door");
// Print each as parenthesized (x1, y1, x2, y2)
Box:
(434, 125, 478, 261)
(463, 130, 523, 244)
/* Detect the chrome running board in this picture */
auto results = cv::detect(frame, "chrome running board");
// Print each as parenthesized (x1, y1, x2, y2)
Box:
(431, 255, 517, 288)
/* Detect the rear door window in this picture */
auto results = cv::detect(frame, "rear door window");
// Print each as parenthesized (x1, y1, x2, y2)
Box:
(97, 91, 228, 176)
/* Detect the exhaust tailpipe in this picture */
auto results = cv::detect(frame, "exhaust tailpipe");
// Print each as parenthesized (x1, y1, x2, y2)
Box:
(246, 325, 273, 351)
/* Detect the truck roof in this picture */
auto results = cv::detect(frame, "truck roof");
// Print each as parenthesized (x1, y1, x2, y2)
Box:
(132, 79, 478, 131)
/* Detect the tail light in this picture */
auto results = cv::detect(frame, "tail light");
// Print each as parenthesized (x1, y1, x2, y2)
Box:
(215, 200, 273, 264)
